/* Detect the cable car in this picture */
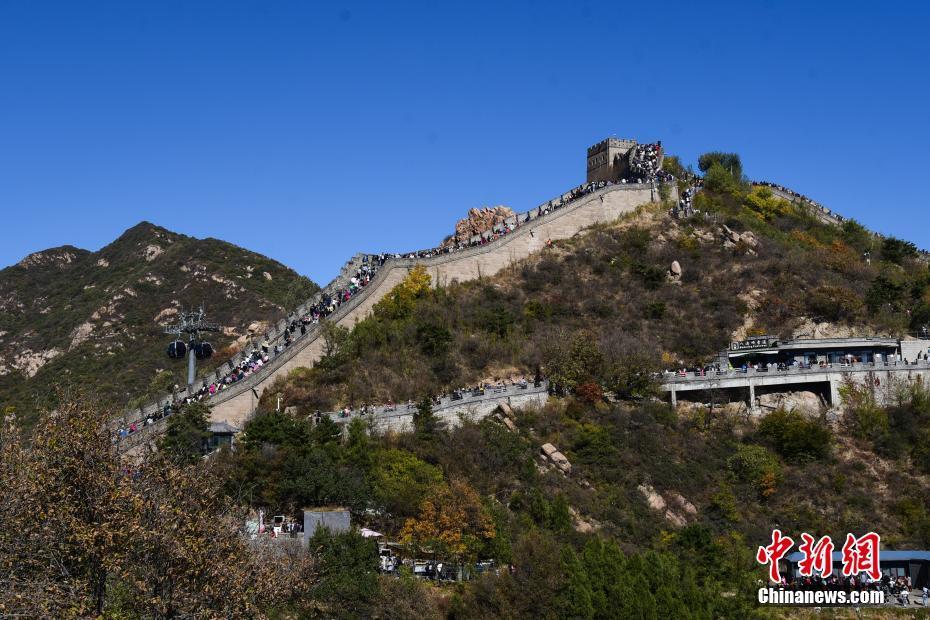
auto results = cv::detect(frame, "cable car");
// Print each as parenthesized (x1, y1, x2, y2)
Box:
(195, 341, 214, 360)
(167, 340, 187, 359)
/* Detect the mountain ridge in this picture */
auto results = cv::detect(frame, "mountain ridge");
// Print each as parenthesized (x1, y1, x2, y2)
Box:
(0, 220, 319, 427)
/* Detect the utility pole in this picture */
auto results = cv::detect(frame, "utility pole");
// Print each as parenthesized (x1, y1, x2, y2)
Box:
(163, 306, 221, 388)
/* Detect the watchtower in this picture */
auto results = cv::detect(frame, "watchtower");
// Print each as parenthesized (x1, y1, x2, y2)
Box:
(586, 137, 637, 183)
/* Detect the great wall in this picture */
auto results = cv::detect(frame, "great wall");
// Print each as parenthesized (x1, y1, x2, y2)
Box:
(119, 178, 665, 449)
(117, 139, 926, 450)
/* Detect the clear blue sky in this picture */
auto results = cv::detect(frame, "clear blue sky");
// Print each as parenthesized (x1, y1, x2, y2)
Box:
(1, 1, 928, 284)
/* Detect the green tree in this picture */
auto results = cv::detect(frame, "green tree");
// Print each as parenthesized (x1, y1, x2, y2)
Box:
(159, 401, 211, 464)
(309, 528, 379, 618)
(865, 274, 907, 313)
(757, 409, 831, 461)
(344, 417, 373, 469)
(841, 219, 873, 254)
(881, 236, 918, 265)
(413, 394, 439, 438)
(240, 409, 313, 451)
(704, 163, 739, 194)
(607, 352, 659, 400)
(557, 547, 594, 620)
(546, 330, 605, 393)
(698, 151, 742, 178)
(371, 449, 444, 518)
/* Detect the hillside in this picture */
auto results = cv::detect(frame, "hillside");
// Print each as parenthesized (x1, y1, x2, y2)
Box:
(0, 222, 318, 427)
(7, 157, 930, 618)
(265, 170, 929, 413)
(207, 165, 930, 617)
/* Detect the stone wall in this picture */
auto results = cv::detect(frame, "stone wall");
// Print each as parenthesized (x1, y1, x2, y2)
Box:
(199, 184, 657, 428)
(117, 182, 661, 447)
(332, 384, 549, 435)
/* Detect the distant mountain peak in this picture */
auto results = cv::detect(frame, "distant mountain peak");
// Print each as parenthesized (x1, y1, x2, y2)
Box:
(16, 245, 89, 270)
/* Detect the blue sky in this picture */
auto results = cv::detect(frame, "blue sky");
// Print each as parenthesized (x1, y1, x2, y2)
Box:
(1, 1, 928, 284)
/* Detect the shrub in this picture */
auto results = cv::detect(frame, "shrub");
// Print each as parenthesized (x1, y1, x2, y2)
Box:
(643, 301, 666, 320)
(575, 381, 604, 406)
(881, 237, 918, 265)
(840, 381, 889, 440)
(704, 163, 739, 194)
(727, 444, 782, 498)
(757, 409, 831, 461)
(805, 285, 863, 323)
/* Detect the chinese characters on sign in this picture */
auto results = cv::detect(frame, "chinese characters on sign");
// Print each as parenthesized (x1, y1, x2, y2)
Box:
(729, 335, 777, 352)
(756, 530, 881, 582)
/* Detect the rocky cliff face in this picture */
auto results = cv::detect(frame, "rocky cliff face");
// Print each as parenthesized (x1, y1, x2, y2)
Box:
(441, 206, 515, 248)
(0, 222, 318, 426)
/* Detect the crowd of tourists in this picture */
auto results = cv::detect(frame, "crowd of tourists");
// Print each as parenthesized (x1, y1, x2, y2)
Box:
(663, 350, 930, 381)
(752, 180, 845, 224)
(627, 142, 663, 183)
(120, 175, 669, 439)
(673, 185, 697, 218)
(330, 376, 541, 420)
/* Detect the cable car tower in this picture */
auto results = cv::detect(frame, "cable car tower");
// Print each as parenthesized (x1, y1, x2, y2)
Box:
(163, 305, 221, 388)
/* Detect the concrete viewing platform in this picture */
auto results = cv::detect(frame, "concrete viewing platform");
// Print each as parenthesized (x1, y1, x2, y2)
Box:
(660, 361, 930, 409)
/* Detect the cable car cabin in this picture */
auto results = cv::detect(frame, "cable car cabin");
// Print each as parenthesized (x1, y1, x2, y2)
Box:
(167, 340, 187, 359)
(195, 342, 214, 359)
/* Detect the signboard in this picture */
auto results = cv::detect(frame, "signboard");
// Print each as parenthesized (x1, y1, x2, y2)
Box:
(730, 335, 777, 352)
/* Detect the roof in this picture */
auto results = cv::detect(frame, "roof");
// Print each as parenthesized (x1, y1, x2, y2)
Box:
(209, 421, 239, 434)
(787, 550, 930, 563)
(778, 338, 899, 351)
(727, 337, 900, 358)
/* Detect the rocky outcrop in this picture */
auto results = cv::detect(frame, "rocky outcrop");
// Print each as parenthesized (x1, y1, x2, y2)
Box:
(791, 318, 863, 340)
(721, 225, 758, 253)
(637, 484, 695, 527)
(540, 443, 572, 474)
(11, 348, 62, 377)
(441, 206, 515, 248)
(143, 244, 164, 262)
(17, 247, 86, 269)
(758, 391, 824, 416)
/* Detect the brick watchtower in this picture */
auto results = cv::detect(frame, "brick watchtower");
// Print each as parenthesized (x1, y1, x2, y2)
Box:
(586, 137, 637, 184)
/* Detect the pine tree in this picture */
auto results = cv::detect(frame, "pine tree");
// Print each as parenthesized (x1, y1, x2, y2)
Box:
(159, 401, 211, 464)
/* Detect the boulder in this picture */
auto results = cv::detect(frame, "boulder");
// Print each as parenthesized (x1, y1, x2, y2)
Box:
(739, 231, 758, 247)
(550, 451, 572, 474)
(442, 206, 515, 249)
(540, 443, 558, 457)
(721, 225, 741, 244)
(758, 391, 824, 416)
(637, 483, 667, 512)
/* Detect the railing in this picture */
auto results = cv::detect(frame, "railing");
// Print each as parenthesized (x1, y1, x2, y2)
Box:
(327, 381, 549, 424)
(119, 382, 549, 451)
(661, 360, 930, 386)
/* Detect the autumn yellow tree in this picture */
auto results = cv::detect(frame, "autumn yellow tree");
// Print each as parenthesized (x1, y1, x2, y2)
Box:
(373, 264, 431, 320)
(400, 479, 496, 563)
(0, 393, 316, 618)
